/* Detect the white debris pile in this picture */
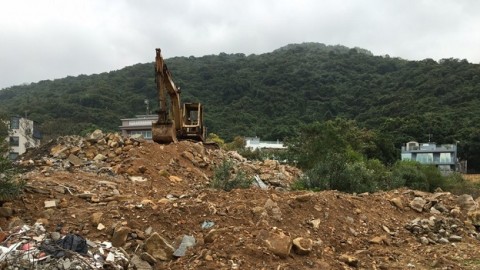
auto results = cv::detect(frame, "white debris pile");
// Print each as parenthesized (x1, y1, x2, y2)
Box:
(0, 223, 129, 269)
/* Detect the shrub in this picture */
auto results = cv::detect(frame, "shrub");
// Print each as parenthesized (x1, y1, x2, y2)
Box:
(210, 159, 251, 191)
(0, 156, 24, 201)
(391, 161, 429, 191)
(292, 153, 383, 193)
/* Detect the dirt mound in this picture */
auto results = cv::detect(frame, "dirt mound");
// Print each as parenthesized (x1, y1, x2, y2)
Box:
(2, 131, 480, 269)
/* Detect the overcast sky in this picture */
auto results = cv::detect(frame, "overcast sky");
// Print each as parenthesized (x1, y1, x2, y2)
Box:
(1, 0, 479, 89)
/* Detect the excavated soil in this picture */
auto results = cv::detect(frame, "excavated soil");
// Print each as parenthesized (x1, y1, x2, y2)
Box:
(3, 132, 480, 269)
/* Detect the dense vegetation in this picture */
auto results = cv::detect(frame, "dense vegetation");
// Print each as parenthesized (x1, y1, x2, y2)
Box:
(286, 120, 475, 195)
(0, 116, 24, 201)
(1, 42, 480, 171)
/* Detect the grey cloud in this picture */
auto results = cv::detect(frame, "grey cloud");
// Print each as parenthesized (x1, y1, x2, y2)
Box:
(1, 0, 479, 89)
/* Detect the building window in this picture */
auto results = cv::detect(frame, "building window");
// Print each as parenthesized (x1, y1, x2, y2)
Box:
(439, 153, 452, 163)
(9, 136, 19, 146)
(8, 152, 19, 160)
(129, 130, 152, 139)
(401, 153, 412, 161)
(10, 117, 19, 129)
(416, 153, 434, 164)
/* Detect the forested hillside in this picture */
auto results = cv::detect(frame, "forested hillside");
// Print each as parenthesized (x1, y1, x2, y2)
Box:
(1, 42, 480, 170)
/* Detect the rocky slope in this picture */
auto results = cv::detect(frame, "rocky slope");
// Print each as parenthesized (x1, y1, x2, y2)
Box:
(1, 131, 480, 269)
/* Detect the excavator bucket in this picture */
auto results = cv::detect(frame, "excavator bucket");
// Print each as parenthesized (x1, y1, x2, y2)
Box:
(152, 122, 178, 143)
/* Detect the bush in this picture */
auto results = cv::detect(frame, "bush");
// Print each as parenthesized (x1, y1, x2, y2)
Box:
(0, 156, 24, 201)
(292, 153, 384, 193)
(391, 161, 429, 190)
(210, 159, 252, 191)
(390, 161, 474, 193)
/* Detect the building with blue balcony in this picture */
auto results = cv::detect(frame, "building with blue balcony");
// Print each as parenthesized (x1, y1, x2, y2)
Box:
(401, 141, 459, 172)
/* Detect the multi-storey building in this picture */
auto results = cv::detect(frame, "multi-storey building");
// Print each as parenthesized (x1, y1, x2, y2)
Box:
(119, 115, 157, 140)
(401, 141, 458, 172)
(5, 117, 42, 160)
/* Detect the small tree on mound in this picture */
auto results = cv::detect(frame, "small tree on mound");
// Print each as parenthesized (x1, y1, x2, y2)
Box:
(210, 159, 251, 191)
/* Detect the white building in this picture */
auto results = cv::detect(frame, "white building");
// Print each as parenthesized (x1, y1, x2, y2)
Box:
(5, 117, 41, 160)
(245, 137, 286, 150)
(119, 115, 157, 140)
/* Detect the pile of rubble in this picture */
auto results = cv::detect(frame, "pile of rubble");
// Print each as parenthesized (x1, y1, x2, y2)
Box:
(0, 222, 129, 269)
(4, 130, 480, 268)
(20, 130, 301, 190)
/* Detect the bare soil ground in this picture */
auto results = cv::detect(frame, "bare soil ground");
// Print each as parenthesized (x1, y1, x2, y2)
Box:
(3, 134, 480, 269)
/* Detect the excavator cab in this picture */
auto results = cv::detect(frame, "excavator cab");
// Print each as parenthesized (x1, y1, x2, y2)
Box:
(181, 103, 205, 141)
(151, 48, 205, 144)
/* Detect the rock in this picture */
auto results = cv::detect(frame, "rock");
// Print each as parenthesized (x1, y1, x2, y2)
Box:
(309, 219, 321, 229)
(390, 197, 404, 209)
(450, 207, 461, 218)
(0, 207, 13, 217)
(44, 200, 57, 208)
(93, 154, 107, 162)
(292, 237, 313, 255)
(264, 230, 292, 258)
(457, 194, 477, 212)
(264, 198, 282, 221)
(438, 238, 449, 244)
(97, 223, 106, 231)
(448, 235, 462, 242)
(204, 228, 226, 243)
(87, 129, 104, 143)
(129, 176, 148, 182)
(430, 207, 441, 214)
(369, 235, 387, 245)
(50, 232, 61, 241)
(67, 154, 84, 166)
(339, 254, 359, 267)
(419, 236, 429, 245)
(169, 175, 183, 182)
(143, 232, 175, 261)
(140, 252, 157, 264)
(111, 226, 131, 247)
(410, 197, 426, 212)
(173, 235, 196, 257)
(130, 255, 153, 270)
(91, 212, 103, 226)
(294, 193, 314, 202)
(468, 210, 480, 226)
(228, 151, 246, 162)
(50, 145, 69, 158)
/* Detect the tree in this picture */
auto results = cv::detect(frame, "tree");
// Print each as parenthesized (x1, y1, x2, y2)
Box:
(0, 115, 24, 201)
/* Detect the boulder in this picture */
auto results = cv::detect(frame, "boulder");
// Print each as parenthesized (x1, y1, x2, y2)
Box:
(143, 232, 175, 261)
(410, 197, 426, 212)
(339, 254, 359, 267)
(457, 194, 477, 212)
(292, 237, 313, 255)
(264, 230, 292, 258)
(87, 130, 104, 143)
(111, 226, 131, 247)
(130, 255, 153, 270)
(390, 197, 404, 209)
(91, 212, 103, 226)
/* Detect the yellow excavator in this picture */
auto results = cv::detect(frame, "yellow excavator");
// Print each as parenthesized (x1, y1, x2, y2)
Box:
(152, 48, 205, 143)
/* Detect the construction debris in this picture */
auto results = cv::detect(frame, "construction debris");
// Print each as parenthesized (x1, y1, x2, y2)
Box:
(1, 130, 479, 269)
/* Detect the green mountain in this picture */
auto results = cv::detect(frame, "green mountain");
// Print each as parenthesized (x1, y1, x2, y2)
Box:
(1, 42, 480, 170)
